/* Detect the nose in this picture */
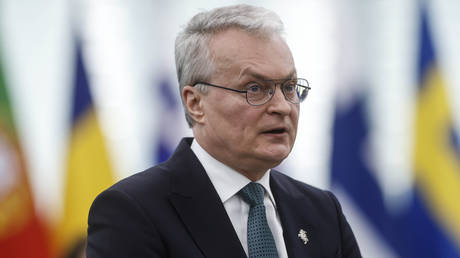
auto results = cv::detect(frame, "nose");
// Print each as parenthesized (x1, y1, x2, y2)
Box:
(267, 84, 292, 115)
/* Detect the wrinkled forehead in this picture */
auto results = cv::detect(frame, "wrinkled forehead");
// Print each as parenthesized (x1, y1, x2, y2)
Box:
(209, 29, 294, 68)
(209, 29, 295, 80)
(208, 28, 290, 58)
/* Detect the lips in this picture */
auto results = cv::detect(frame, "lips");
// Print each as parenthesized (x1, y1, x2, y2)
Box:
(262, 127, 288, 134)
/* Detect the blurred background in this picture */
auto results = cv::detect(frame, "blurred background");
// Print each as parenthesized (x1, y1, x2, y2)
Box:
(1, 0, 460, 257)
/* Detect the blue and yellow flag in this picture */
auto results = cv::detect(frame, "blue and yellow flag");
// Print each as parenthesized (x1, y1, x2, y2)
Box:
(331, 6, 460, 258)
(413, 7, 460, 257)
(57, 40, 115, 256)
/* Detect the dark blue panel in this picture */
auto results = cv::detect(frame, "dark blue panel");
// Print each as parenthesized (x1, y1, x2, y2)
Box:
(330, 94, 460, 257)
(71, 40, 93, 123)
(153, 77, 178, 163)
(156, 140, 172, 163)
(330, 94, 403, 254)
(407, 188, 460, 258)
(417, 8, 435, 88)
(450, 127, 460, 157)
(159, 76, 179, 109)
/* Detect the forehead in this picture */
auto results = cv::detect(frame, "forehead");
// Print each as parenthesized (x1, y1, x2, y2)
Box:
(208, 29, 296, 81)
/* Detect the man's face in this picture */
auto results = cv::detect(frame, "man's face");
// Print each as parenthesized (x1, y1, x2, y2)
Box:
(194, 29, 299, 179)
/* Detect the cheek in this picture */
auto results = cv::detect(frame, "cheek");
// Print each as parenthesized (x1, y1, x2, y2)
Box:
(292, 107, 300, 127)
(211, 102, 246, 131)
(207, 94, 264, 138)
(225, 110, 261, 142)
(288, 107, 300, 143)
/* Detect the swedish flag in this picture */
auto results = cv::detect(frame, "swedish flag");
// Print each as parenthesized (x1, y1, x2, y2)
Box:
(412, 7, 460, 257)
(331, 6, 460, 258)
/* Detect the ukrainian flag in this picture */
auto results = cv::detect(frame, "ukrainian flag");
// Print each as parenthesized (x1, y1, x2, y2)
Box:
(57, 40, 115, 256)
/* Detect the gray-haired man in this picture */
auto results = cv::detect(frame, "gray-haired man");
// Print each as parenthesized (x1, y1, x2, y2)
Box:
(87, 4, 361, 258)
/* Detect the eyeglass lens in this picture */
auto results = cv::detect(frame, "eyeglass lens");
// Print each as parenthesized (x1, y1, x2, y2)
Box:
(245, 79, 309, 105)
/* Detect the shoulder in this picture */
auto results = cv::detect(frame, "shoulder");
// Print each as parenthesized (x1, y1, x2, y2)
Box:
(94, 160, 180, 213)
(110, 164, 171, 196)
(91, 137, 200, 212)
(270, 170, 342, 216)
(87, 161, 180, 236)
(271, 170, 335, 200)
(87, 165, 173, 257)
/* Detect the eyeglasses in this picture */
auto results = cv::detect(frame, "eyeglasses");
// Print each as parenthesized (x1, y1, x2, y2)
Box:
(193, 78, 310, 106)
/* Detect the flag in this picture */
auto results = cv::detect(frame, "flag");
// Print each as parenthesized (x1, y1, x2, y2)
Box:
(330, 5, 460, 258)
(153, 75, 187, 163)
(412, 5, 460, 257)
(57, 40, 115, 256)
(0, 42, 51, 257)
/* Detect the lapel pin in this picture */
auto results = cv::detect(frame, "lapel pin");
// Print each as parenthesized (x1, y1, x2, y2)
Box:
(298, 229, 309, 245)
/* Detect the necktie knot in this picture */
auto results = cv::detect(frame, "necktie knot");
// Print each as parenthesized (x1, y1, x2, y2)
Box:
(238, 182, 265, 207)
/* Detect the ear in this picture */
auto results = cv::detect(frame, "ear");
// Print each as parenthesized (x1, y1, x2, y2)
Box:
(182, 85, 205, 124)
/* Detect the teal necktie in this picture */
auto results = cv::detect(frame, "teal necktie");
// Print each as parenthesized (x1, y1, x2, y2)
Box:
(238, 182, 279, 258)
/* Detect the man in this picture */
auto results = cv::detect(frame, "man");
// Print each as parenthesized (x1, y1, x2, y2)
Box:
(86, 4, 361, 258)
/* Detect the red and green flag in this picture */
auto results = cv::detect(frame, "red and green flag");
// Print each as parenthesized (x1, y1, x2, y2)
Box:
(0, 42, 52, 258)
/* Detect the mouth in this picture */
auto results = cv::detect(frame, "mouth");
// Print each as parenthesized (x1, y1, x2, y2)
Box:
(262, 127, 288, 135)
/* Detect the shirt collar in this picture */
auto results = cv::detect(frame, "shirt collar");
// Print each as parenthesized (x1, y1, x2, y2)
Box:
(191, 139, 277, 207)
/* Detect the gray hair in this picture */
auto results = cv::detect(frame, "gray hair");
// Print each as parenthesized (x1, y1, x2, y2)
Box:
(175, 4, 285, 127)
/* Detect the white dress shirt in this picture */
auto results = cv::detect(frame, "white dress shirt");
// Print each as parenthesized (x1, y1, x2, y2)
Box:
(191, 140, 288, 258)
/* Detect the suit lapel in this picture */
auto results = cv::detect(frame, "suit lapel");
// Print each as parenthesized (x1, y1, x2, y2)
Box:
(167, 138, 247, 258)
(270, 171, 321, 258)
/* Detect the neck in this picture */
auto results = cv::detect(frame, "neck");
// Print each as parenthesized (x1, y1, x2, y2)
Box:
(237, 169, 268, 182)
(192, 133, 272, 182)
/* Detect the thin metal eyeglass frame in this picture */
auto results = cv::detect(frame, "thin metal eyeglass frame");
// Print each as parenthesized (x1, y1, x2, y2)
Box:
(192, 79, 311, 106)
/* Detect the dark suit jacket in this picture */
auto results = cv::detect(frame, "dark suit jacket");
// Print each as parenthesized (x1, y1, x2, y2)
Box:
(87, 138, 361, 258)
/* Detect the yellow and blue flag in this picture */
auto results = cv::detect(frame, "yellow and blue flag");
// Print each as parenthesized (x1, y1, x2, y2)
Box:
(331, 6, 460, 258)
(413, 5, 460, 257)
(57, 40, 115, 256)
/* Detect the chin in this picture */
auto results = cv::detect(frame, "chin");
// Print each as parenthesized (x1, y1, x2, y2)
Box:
(251, 139, 293, 164)
(268, 141, 292, 154)
(259, 147, 291, 165)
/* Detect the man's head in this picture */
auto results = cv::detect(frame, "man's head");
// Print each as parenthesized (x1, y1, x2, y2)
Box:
(175, 4, 302, 180)
(175, 4, 286, 126)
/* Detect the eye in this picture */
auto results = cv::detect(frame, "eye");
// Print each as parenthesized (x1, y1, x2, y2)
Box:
(246, 83, 262, 93)
(283, 81, 297, 93)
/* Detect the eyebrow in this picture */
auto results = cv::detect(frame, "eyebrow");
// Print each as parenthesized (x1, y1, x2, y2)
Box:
(239, 68, 297, 81)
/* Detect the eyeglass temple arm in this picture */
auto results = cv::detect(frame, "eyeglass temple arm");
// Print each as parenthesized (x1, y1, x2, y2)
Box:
(194, 82, 248, 93)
